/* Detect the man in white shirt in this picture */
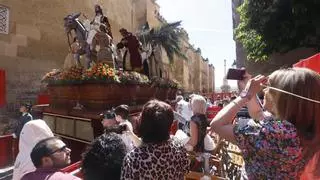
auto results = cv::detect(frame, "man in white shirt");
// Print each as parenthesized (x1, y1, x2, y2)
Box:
(175, 96, 193, 134)
(176, 96, 193, 121)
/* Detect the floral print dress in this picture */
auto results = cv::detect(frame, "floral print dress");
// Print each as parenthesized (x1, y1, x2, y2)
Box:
(233, 116, 306, 179)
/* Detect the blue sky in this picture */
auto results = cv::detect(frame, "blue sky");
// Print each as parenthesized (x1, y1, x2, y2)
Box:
(157, 0, 237, 88)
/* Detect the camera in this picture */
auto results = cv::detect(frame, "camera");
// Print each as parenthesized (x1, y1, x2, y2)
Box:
(226, 68, 246, 80)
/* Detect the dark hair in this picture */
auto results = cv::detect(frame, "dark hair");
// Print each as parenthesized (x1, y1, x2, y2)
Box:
(138, 100, 173, 143)
(30, 137, 61, 168)
(119, 28, 128, 34)
(104, 124, 127, 134)
(94, 5, 103, 15)
(22, 103, 32, 112)
(114, 105, 129, 120)
(81, 133, 127, 180)
(100, 110, 115, 120)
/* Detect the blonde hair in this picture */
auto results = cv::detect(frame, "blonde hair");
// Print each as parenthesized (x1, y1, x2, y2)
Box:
(190, 95, 207, 115)
(268, 68, 320, 169)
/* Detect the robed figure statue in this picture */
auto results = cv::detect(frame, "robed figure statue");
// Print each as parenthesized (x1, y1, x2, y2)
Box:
(116, 28, 142, 72)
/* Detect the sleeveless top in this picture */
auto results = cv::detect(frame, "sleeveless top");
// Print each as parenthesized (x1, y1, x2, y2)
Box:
(190, 114, 209, 152)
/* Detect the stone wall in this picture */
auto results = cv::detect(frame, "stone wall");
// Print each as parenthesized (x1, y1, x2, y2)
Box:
(0, 0, 148, 109)
(0, 0, 149, 134)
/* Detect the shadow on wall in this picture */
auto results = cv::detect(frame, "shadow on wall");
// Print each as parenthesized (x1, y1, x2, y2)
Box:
(245, 47, 317, 75)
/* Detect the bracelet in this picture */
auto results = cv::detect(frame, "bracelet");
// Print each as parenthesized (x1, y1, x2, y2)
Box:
(232, 101, 242, 108)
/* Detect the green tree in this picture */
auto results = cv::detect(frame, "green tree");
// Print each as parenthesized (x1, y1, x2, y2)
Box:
(138, 21, 187, 63)
(236, 0, 320, 61)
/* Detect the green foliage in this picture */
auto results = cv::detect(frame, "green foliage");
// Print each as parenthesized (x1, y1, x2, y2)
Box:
(236, 0, 320, 61)
(138, 21, 187, 63)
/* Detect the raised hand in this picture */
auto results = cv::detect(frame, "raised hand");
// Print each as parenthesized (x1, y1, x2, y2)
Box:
(237, 68, 252, 91)
(243, 75, 267, 100)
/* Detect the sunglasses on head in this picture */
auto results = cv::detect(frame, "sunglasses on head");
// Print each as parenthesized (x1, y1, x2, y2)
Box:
(102, 113, 116, 120)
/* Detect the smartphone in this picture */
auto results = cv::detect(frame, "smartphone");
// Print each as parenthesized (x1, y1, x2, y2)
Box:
(226, 68, 246, 80)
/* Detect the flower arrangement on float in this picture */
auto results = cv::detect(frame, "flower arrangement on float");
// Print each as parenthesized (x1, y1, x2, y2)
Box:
(83, 63, 119, 83)
(150, 76, 181, 89)
(42, 63, 180, 88)
(117, 70, 149, 85)
(42, 63, 181, 108)
(41, 66, 83, 85)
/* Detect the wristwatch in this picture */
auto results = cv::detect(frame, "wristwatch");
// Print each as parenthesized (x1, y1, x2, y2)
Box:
(240, 90, 252, 100)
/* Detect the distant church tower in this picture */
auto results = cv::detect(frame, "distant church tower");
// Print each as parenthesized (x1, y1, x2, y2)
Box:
(220, 59, 231, 92)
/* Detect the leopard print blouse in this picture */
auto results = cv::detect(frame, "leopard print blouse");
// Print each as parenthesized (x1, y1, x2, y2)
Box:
(121, 139, 190, 180)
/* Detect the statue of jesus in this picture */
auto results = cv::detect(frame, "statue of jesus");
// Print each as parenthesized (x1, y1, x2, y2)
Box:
(83, 5, 113, 46)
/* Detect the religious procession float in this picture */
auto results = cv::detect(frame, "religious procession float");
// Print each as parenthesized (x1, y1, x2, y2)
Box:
(0, 4, 185, 178)
(0, 5, 246, 180)
(39, 6, 183, 163)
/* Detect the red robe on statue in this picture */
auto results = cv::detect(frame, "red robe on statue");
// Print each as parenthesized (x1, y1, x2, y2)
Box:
(117, 33, 142, 71)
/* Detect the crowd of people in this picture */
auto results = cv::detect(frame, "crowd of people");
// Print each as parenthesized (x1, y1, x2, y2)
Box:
(10, 67, 320, 179)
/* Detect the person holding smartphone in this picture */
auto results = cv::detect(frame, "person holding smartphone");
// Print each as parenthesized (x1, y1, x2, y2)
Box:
(210, 68, 320, 179)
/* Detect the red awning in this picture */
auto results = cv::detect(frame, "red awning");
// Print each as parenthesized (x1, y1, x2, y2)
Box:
(295, 54, 320, 180)
(293, 53, 320, 73)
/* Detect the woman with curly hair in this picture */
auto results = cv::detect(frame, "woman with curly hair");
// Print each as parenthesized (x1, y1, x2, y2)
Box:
(81, 133, 127, 180)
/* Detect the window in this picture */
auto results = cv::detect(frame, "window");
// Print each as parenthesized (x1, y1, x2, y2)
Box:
(0, 5, 9, 34)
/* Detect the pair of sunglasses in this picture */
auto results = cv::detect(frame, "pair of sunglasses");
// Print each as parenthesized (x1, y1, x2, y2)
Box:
(49, 145, 68, 155)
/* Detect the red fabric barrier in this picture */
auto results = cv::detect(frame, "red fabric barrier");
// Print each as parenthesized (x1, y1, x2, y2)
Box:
(294, 54, 320, 179)
(0, 70, 6, 107)
(61, 161, 81, 173)
(0, 135, 15, 168)
(61, 161, 83, 178)
(293, 53, 320, 73)
(37, 94, 50, 105)
(207, 106, 222, 120)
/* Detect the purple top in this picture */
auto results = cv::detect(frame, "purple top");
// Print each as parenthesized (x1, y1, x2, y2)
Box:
(21, 168, 81, 180)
